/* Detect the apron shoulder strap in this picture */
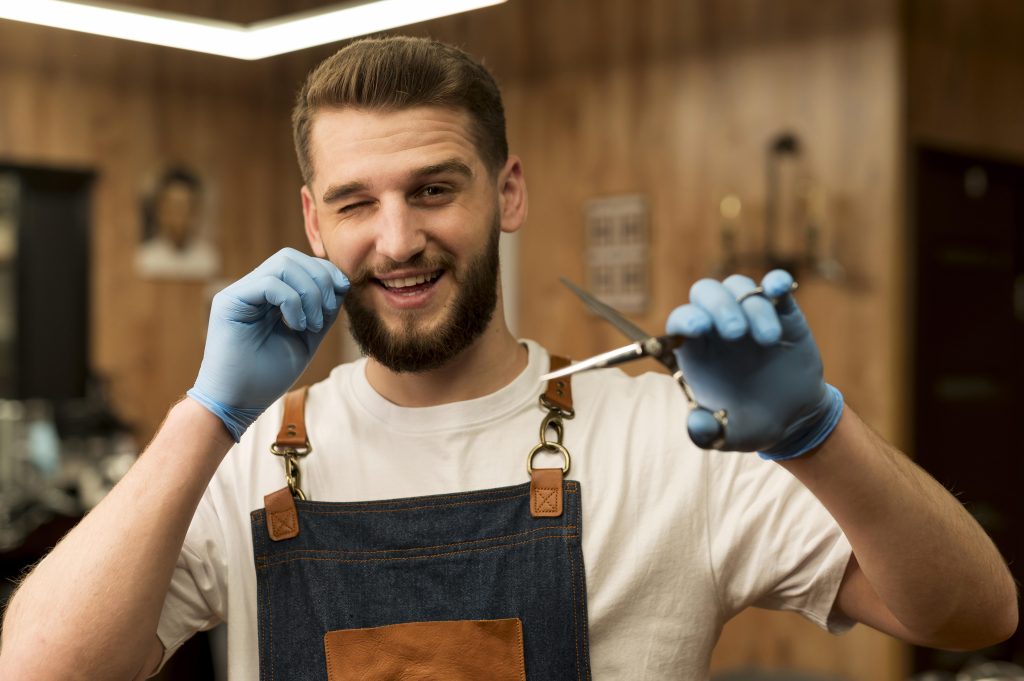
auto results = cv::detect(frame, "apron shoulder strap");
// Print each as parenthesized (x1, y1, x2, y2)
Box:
(265, 386, 310, 542)
(265, 353, 578, 534)
(540, 356, 575, 417)
(275, 386, 310, 449)
(530, 355, 575, 519)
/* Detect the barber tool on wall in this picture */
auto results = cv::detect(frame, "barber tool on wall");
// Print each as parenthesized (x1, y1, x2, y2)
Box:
(716, 132, 847, 284)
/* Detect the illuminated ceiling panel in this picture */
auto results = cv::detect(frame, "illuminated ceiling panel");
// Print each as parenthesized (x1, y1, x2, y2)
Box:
(0, 0, 507, 60)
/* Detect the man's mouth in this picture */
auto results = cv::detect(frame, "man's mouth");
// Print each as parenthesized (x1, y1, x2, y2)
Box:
(374, 270, 444, 295)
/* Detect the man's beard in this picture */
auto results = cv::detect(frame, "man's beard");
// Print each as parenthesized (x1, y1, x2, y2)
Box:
(343, 217, 501, 373)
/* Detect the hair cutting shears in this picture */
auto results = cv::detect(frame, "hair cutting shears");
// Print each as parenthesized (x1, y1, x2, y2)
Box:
(539, 277, 794, 449)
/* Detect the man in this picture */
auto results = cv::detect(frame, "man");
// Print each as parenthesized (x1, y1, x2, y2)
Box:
(0, 37, 1016, 681)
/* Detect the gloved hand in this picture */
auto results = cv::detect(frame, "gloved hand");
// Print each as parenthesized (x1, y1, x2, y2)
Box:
(665, 270, 843, 459)
(187, 248, 350, 442)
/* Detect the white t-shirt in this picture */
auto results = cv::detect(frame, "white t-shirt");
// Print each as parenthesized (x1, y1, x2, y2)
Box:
(157, 340, 852, 680)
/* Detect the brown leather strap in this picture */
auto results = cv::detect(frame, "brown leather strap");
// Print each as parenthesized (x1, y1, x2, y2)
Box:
(530, 355, 574, 518)
(265, 487, 299, 541)
(530, 468, 564, 518)
(266, 387, 310, 539)
(541, 356, 574, 416)
(275, 387, 309, 450)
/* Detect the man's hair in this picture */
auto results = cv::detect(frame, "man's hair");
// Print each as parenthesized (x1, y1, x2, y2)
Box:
(292, 36, 508, 186)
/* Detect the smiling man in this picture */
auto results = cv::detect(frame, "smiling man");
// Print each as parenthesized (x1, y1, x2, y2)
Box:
(0, 37, 1016, 681)
(304, 107, 514, 377)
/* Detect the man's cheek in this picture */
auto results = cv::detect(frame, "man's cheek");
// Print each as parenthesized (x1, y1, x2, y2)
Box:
(319, 239, 357, 280)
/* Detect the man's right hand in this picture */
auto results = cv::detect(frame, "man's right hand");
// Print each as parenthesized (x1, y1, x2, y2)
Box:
(187, 248, 349, 441)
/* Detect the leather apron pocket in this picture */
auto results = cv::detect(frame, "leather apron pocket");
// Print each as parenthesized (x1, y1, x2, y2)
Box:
(324, 618, 526, 681)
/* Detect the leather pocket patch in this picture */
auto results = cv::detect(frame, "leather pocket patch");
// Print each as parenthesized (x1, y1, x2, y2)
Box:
(324, 618, 525, 681)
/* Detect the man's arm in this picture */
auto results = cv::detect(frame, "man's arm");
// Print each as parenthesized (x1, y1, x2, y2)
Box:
(782, 407, 1018, 650)
(667, 270, 1017, 650)
(0, 249, 349, 680)
(0, 399, 232, 680)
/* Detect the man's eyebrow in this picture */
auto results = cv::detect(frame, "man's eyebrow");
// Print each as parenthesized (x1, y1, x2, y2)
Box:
(414, 159, 474, 180)
(320, 159, 473, 204)
(321, 181, 367, 205)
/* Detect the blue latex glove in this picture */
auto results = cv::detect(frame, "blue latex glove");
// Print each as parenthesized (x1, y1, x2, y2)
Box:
(665, 270, 843, 459)
(187, 248, 350, 442)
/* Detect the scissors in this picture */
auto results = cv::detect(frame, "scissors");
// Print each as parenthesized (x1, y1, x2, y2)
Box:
(539, 277, 795, 449)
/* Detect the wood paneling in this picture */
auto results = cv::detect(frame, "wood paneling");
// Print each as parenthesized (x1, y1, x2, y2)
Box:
(0, 1, 913, 678)
(907, 0, 1024, 158)
(0, 3, 345, 439)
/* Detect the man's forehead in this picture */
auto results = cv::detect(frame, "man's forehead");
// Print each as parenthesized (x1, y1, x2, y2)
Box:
(307, 105, 484, 186)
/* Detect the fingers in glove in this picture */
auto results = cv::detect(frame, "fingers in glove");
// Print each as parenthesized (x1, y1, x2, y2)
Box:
(252, 248, 341, 332)
(665, 304, 712, 338)
(290, 253, 350, 312)
(272, 252, 342, 332)
(319, 258, 351, 298)
(760, 269, 812, 342)
(762, 269, 796, 314)
(723, 274, 781, 345)
(689, 278, 748, 340)
(251, 277, 307, 330)
(687, 408, 724, 449)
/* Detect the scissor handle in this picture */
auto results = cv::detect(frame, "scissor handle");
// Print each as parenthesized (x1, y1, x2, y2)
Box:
(670, 368, 727, 449)
(687, 407, 727, 450)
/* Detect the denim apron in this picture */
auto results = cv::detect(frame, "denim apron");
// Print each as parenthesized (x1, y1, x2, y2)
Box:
(249, 360, 592, 681)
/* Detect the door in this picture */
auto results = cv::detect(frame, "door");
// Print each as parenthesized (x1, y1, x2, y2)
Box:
(911, 146, 1024, 671)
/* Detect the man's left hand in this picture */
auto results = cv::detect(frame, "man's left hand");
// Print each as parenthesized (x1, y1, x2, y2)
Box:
(665, 270, 843, 458)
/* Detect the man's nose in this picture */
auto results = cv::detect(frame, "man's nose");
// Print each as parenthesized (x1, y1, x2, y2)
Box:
(374, 200, 426, 263)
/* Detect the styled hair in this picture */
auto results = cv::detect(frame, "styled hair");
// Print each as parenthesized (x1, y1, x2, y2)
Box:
(292, 36, 508, 185)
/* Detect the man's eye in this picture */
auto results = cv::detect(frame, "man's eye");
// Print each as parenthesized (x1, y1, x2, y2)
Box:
(419, 185, 450, 199)
(339, 201, 368, 214)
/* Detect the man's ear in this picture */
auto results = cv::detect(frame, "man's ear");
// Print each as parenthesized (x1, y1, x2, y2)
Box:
(497, 156, 527, 235)
(301, 185, 327, 258)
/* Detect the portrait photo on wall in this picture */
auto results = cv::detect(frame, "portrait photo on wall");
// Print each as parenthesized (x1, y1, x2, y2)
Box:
(135, 166, 220, 280)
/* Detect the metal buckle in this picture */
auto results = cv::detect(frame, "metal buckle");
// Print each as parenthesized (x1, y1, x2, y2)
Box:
(527, 408, 571, 475)
(527, 441, 571, 474)
(539, 394, 575, 420)
(270, 441, 312, 500)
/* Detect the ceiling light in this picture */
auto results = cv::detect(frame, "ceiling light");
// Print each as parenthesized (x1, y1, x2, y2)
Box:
(0, 0, 507, 60)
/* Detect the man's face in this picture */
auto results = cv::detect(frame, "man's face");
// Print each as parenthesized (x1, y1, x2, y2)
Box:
(155, 180, 198, 249)
(300, 106, 523, 372)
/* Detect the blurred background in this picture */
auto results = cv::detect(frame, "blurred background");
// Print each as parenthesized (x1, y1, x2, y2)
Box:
(0, 0, 1021, 679)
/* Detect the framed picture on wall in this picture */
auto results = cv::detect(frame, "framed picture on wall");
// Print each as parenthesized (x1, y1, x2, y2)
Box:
(135, 166, 220, 280)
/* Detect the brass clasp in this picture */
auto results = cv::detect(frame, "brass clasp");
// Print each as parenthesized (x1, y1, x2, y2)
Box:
(270, 442, 312, 500)
(527, 400, 573, 475)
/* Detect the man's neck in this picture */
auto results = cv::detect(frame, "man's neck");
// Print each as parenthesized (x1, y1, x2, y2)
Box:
(363, 323, 529, 408)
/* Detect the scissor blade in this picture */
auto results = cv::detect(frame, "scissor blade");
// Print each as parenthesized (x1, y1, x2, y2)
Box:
(539, 341, 646, 381)
(560, 277, 651, 342)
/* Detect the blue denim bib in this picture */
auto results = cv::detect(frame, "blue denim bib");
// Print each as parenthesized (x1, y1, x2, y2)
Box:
(251, 479, 592, 680)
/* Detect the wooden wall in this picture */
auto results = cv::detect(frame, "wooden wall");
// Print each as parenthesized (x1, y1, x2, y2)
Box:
(0, 2, 349, 440)
(907, 0, 1024, 158)
(0, 0, 918, 678)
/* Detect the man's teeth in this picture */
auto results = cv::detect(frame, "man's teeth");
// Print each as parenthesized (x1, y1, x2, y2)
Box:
(380, 272, 441, 289)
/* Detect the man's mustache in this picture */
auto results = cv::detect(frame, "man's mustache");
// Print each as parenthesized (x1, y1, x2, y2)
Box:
(346, 252, 456, 287)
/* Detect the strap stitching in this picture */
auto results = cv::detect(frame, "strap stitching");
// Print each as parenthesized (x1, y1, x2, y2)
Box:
(533, 487, 559, 513)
